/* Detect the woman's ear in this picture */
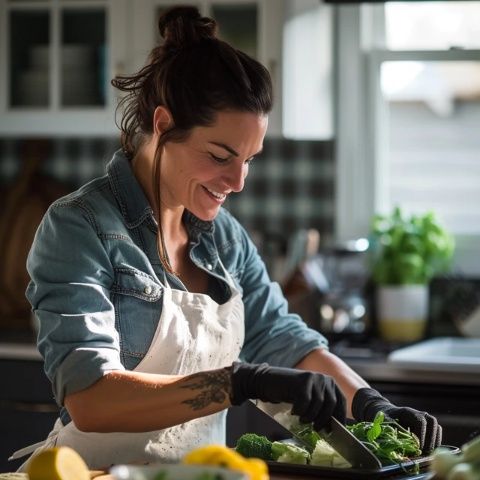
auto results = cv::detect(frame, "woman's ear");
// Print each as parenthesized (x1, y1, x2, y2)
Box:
(153, 106, 173, 134)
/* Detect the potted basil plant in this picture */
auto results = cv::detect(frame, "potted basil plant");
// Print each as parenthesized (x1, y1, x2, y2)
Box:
(369, 207, 454, 342)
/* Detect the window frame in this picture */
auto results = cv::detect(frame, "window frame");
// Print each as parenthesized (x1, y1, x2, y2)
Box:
(334, 3, 480, 276)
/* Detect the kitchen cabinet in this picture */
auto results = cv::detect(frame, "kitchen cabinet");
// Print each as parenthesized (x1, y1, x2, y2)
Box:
(129, 0, 284, 137)
(0, 0, 283, 137)
(0, 0, 129, 136)
(0, 357, 59, 473)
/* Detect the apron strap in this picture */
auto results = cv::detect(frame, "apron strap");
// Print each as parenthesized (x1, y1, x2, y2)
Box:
(8, 440, 46, 461)
(9, 417, 63, 461)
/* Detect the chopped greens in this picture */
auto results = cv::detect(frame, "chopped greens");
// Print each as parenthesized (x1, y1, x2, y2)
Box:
(311, 438, 351, 468)
(235, 410, 423, 470)
(271, 441, 310, 464)
(289, 423, 322, 453)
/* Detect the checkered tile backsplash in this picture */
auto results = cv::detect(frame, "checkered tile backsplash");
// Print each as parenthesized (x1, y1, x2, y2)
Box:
(0, 137, 335, 267)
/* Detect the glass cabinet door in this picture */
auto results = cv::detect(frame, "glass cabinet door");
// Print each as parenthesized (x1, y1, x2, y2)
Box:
(7, 2, 108, 110)
(9, 9, 50, 107)
(211, 3, 257, 59)
(152, 2, 258, 58)
(61, 8, 106, 107)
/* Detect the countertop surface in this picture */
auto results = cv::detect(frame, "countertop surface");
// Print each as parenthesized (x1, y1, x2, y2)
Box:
(1, 335, 479, 385)
(0, 342, 42, 361)
(0, 469, 434, 480)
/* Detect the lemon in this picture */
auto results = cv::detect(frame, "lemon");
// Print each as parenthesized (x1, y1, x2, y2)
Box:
(26, 447, 90, 480)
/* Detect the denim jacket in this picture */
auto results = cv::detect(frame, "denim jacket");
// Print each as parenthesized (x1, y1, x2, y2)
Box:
(26, 150, 327, 412)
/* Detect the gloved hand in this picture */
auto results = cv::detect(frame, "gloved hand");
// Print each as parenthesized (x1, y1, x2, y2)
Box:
(352, 387, 442, 453)
(229, 362, 346, 430)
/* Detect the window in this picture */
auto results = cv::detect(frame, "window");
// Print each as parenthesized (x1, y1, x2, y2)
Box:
(335, 2, 480, 275)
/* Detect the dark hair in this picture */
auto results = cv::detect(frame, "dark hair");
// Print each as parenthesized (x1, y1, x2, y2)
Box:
(112, 5, 273, 154)
(111, 5, 273, 274)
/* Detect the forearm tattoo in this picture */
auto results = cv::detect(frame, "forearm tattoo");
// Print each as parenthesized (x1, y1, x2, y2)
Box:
(181, 367, 232, 411)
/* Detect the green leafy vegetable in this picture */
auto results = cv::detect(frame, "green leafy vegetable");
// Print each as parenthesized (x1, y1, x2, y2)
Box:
(347, 411, 422, 465)
(367, 411, 384, 443)
(289, 423, 322, 453)
(236, 410, 424, 469)
(271, 441, 310, 464)
(369, 207, 454, 285)
(311, 439, 351, 468)
(234, 433, 273, 461)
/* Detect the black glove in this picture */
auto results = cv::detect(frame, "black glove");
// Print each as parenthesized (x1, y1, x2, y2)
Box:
(352, 387, 442, 453)
(229, 362, 346, 430)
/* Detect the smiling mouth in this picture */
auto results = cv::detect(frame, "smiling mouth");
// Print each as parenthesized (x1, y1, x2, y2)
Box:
(203, 186, 227, 202)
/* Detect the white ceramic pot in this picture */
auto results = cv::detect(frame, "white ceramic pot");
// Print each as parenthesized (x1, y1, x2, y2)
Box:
(376, 284, 429, 342)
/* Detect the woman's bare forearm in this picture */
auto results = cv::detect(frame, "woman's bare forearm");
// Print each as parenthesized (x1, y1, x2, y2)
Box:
(295, 348, 369, 418)
(64, 367, 233, 432)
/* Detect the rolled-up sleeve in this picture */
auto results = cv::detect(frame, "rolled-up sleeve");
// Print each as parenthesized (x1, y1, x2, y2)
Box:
(237, 224, 328, 367)
(26, 200, 124, 405)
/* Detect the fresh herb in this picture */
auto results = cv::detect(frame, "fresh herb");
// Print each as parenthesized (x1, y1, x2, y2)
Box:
(290, 423, 322, 453)
(347, 411, 422, 465)
(369, 207, 454, 285)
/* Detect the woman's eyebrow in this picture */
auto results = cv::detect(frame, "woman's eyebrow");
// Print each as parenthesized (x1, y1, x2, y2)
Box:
(209, 142, 239, 157)
(209, 142, 263, 158)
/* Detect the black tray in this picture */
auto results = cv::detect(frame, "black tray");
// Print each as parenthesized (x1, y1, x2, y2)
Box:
(266, 445, 459, 479)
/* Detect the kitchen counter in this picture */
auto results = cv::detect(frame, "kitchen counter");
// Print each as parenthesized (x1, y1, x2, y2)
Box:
(1, 335, 476, 474)
(0, 468, 434, 480)
(0, 342, 41, 361)
(1, 339, 479, 385)
(329, 341, 480, 386)
(338, 351, 480, 386)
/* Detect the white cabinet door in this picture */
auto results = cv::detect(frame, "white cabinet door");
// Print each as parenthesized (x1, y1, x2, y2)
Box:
(0, 0, 128, 136)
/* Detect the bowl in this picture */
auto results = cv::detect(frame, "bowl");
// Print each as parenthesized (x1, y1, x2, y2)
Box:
(110, 463, 249, 480)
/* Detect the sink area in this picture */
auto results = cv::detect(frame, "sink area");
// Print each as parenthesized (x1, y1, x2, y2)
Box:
(388, 337, 480, 372)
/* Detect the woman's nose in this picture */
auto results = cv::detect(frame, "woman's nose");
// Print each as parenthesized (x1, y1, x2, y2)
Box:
(226, 162, 247, 193)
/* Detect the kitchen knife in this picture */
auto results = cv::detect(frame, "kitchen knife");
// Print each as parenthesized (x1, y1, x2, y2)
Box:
(252, 400, 382, 470)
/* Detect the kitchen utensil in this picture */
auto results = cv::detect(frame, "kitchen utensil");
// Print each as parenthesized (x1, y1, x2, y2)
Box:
(252, 400, 382, 469)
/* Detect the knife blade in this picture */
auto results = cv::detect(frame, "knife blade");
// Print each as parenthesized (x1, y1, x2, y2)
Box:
(252, 400, 382, 470)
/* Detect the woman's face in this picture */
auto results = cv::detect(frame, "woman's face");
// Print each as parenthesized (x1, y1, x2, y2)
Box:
(160, 110, 268, 221)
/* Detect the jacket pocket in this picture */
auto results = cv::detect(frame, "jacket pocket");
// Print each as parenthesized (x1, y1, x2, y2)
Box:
(111, 267, 163, 369)
(112, 267, 162, 301)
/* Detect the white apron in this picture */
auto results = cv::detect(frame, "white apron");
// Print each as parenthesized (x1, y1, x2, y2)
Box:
(12, 267, 244, 470)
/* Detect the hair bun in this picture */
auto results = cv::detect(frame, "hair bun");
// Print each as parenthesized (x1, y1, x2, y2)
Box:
(158, 6, 217, 48)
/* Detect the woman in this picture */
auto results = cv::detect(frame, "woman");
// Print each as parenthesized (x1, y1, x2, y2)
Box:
(15, 6, 441, 470)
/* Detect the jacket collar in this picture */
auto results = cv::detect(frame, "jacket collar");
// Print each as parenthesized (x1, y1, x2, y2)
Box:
(107, 149, 214, 235)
